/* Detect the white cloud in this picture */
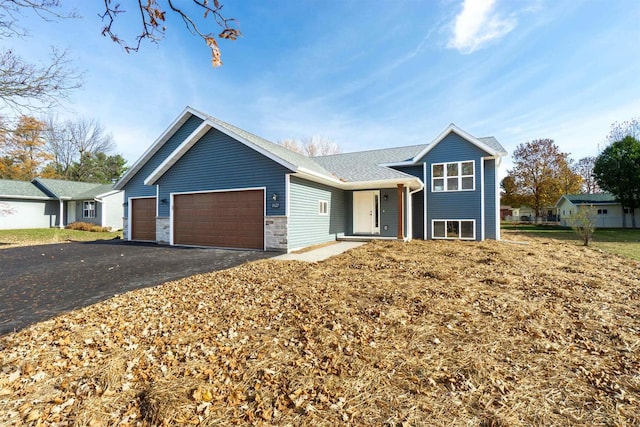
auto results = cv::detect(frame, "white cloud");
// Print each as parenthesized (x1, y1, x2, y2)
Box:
(448, 0, 517, 54)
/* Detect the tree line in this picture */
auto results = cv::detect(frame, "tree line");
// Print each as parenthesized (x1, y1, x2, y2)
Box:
(0, 115, 127, 184)
(502, 118, 640, 227)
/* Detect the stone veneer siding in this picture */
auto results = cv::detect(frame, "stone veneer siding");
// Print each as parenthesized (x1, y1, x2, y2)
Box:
(122, 218, 128, 240)
(265, 216, 287, 252)
(156, 217, 170, 244)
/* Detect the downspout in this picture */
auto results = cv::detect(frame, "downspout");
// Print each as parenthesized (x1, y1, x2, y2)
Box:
(407, 180, 425, 241)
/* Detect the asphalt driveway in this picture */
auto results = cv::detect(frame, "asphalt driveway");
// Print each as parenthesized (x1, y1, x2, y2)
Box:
(0, 240, 274, 336)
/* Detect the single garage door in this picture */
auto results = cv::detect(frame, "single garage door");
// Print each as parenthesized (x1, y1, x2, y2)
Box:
(131, 197, 156, 241)
(173, 190, 264, 249)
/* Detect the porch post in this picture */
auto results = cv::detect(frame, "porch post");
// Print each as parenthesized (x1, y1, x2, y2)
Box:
(397, 184, 404, 240)
(58, 200, 64, 229)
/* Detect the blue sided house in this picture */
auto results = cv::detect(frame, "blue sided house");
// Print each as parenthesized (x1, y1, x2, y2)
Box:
(114, 107, 507, 252)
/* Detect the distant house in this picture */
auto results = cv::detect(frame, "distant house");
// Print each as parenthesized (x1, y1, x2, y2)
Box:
(500, 205, 513, 221)
(115, 106, 507, 251)
(0, 178, 123, 230)
(556, 193, 639, 228)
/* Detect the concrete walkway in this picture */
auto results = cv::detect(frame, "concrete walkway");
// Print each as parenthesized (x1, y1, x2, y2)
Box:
(274, 241, 366, 262)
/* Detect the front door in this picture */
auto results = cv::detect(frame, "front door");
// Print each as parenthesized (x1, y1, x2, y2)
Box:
(353, 190, 380, 234)
(67, 201, 76, 224)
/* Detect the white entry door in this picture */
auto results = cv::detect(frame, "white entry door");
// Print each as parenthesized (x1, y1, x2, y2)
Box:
(353, 190, 380, 234)
(67, 201, 76, 224)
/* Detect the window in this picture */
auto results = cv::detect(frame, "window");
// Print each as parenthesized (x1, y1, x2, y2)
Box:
(597, 209, 608, 215)
(432, 161, 474, 192)
(319, 200, 329, 215)
(432, 220, 475, 240)
(83, 201, 96, 218)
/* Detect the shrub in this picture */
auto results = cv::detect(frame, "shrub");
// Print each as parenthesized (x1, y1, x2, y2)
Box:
(569, 205, 597, 246)
(65, 222, 111, 233)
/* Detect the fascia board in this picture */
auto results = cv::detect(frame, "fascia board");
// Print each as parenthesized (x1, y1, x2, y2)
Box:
(144, 121, 212, 185)
(412, 124, 501, 162)
(114, 107, 203, 190)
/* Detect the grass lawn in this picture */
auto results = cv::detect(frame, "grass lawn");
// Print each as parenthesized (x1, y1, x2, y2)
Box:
(1, 238, 638, 426)
(502, 224, 640, 261)
(0, 228, 123, 249)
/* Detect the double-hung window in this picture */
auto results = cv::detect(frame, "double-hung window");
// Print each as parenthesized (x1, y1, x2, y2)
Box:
(83, 201, 96, 218)
(432, 161, 474, 192)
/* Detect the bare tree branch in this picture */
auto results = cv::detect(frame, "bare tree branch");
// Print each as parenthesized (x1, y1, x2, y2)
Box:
(100, 0, 240, 67)
(0, 0, 77, 38)
(0, 48, 82, 113)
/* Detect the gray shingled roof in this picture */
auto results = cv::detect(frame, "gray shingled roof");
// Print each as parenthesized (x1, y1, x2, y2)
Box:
(314, 145, 425, 182)
(35, 178, 115, 200)
(478, 137, 508, 155)
(564, 193, 618, 204)
(0, 179, 53, 199)
(202, 113, 338, 180)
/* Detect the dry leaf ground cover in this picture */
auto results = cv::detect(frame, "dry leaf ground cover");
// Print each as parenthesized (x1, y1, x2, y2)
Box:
(1, 237, 639, 426)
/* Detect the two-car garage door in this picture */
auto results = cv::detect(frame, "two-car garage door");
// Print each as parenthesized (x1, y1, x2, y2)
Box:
(173, 190, 264, 250)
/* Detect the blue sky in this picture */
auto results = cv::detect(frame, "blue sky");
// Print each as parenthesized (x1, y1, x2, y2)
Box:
(4, 0, 640, 177)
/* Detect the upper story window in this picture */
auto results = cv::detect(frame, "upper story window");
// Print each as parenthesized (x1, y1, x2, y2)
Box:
(83, 201, 96, 218)
(432, 161, 474, 192)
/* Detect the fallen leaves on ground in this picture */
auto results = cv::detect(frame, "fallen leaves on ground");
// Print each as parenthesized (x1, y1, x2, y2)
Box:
(1, 234, 639, 426)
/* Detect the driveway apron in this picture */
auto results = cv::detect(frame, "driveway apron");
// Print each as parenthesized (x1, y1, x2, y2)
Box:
(0, 240, 273, 336)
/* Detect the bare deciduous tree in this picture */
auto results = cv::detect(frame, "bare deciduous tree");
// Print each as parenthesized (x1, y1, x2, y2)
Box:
(575, 156, 600, 194)
(279, 136, 342, 157)
(0, 48, 81, 113)
(44, 116, 115, 179)
(570, 205, 597, 246)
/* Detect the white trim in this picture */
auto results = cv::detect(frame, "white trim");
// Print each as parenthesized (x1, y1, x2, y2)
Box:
(431, 219, 476, 240)
(144, 118, 307, 186)
(114, 106, 206, 190)
(480, 158, 485, 241)
(58, 200, 64, 229)
(169, 187, 267, 250)
(156, 185, 160, 217)
(431, 160, 475, 192)
(144, 121, 212, 185)
(127, 195, 156, 242)
(407, 179, 424, 241)
(353, 190, 381, 234)
(285, 174, 291, 218)
(412, 124, 501, 162)
(495, 158, 500, 240)
(0, 194, 54, 200)
(423, 162, 427, 240)
(94, 189, 121, 199)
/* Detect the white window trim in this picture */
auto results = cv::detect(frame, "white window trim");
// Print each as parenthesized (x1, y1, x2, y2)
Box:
(83, 200, 96, 218)
(431, 219, 476, 240)
(431, 160, 475, 192)
(319, 200, 329, 216)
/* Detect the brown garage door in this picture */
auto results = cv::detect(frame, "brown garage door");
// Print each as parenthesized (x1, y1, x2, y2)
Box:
(131, 198, 156, 241)
(173, 190, 264, 249)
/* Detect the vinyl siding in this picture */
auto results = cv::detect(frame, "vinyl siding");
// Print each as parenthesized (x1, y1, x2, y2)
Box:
(156, 127, 292, 217)
(123, 115, 204, 217)
(0, 199, 59, 229)
(484, 158, 497, 239)
(420, 132, 492, 240)
(288, 176, 345, 250)
(345, 188, 400, 238)
(392, 165, 424, 239)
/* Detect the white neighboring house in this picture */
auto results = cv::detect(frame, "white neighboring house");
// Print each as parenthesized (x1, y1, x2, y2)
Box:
(0, 178, 124, 230)
(556, 193, 640, 228)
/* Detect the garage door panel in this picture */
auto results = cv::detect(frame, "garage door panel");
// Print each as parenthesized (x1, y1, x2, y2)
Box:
(131, 198, 156, 241)
(173, 190, 264, 249)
